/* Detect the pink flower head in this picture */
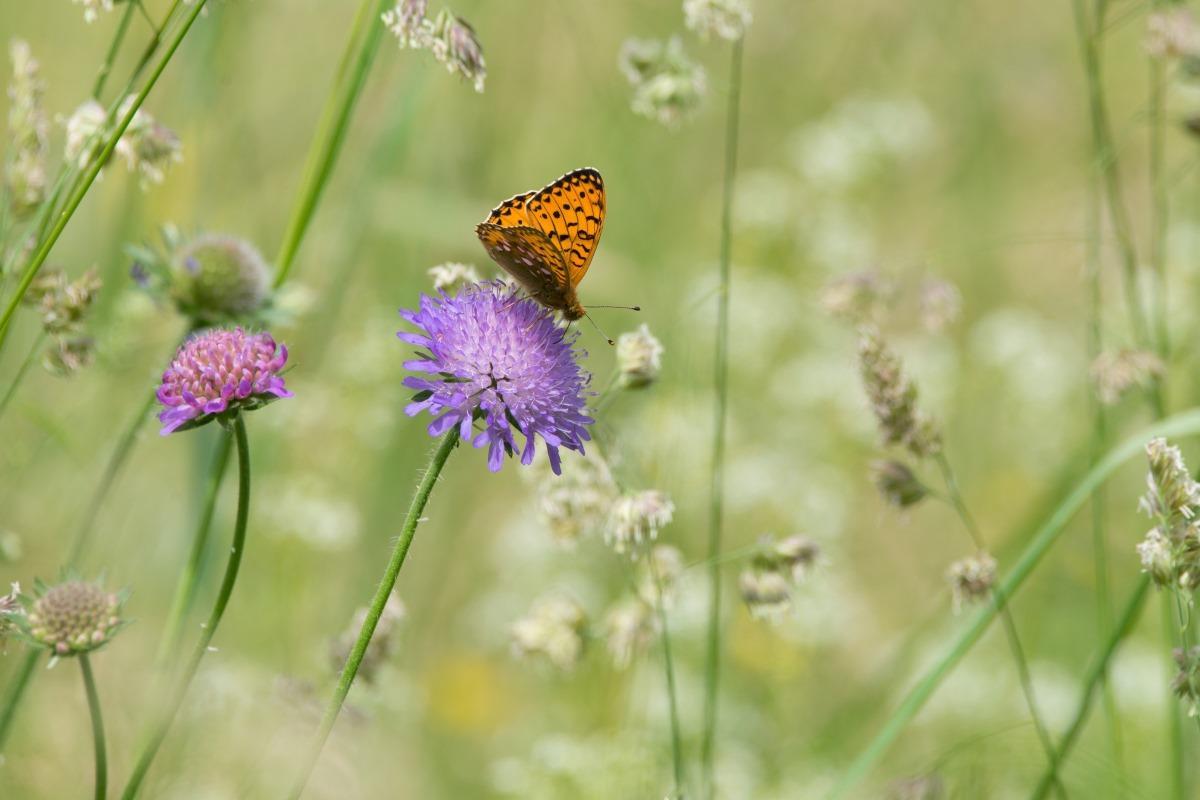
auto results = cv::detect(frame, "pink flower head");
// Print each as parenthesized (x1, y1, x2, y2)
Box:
(156, 327, 292, 435)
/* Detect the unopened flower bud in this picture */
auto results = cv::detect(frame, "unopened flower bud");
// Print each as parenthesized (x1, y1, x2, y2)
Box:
(616, 324, 663, 389)
(870, 459, 928, 508)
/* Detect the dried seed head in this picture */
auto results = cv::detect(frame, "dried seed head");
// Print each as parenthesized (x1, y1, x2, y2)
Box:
(870, 459, 928, 508)
(381, 0, 433, 49)
(615, 324, 664, 389)
(773, 535, 819, 582)
(820, 270, 896, 323)
(511, 594, 588, 671)
(532, 451, 619, 545)
(328, 593, 405, 684)
(428, 11, 487, 93)
(739, 563, 792, 621)
(918, 279, 962, 333)
(603, 598, 656, 669)
(6, 40, 48, 218)
(946, 551, 996, 613)
(427, 262, 481, 293)
(1091, 349, 1165, 405)
(25, 579, 124, 656)
(683, 0, 752, 41)
(857, 326, 941, 459)
(1173, 646, 1200, 715)
(606, 490, 675, 555)
(1140, 438, 1200, 526)
(1138, 528, 1176, 588)
(620, 37, 706, 128)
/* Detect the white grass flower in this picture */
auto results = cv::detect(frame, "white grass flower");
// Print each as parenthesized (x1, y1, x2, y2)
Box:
(615, 324, 663, 389)
(606, 490, 675, 555)
(683, 0, 752, 41)
(427, 262, 481, 292)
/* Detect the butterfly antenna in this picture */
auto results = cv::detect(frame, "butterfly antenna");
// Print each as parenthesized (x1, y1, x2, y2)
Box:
(588, 304, 642, 312)
(583, 313, 616, 346)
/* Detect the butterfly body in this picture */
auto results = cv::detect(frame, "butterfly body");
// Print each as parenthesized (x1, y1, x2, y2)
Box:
(475, 168, 605, 321)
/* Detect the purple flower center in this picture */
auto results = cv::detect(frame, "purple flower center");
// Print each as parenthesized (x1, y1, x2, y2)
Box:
(399, 282, 593, 474)
(156, 327, 292, 435)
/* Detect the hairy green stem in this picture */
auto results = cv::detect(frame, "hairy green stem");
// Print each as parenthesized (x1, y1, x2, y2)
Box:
(933, 453, 1064, 797)
(0, 0, 207, 354)
(154, 431, 234, 670)
(272, 0, 388, 288)
(826, 408, 1200, 799)
(119, 414, 251, 800)
(80, 654, 108, 800)
(700, 36, 744, 800)
(1031, 577, 1151, 799)
(287, 428, 459, 799)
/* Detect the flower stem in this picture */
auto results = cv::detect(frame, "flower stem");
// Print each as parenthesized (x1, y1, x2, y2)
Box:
(1163, 594, 1189, 799)
(0, 0, 208, 355)
(80, 654, 108, 800)
(287, 428, 459, 799)
(825, 408, 1200, 799)
(1031, 577, 1151, 799)
(0, 331, 45, 423)
(650, 551, 685, 799)
(153, 430, 234, 671)
(700, 35, 744, 800)
(92, 0, 138, 100)
(119, 413, 252, 800)
(1148, 0, 1169, 360)
(932, 453, 1064, 797)
(272, 0, 388, 288)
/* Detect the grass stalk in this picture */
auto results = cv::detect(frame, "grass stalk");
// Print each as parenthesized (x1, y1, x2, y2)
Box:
(0, 0, 208, 354)
(933, 453, 1064, 797)
(700, 36, 744, 800)
(272, 0, 389, 288)
(826, 408, 1200, 799)
(650, 549, 686, 799)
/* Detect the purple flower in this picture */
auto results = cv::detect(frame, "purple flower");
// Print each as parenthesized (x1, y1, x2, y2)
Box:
(156, 327, 292, 435)
(399, 282, 593, 474)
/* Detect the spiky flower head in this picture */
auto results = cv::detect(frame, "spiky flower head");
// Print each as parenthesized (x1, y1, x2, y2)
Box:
(820, 270, 896, 324)
(511, 594, 588, 671)
(382, 0, 433, 48)
(946, 551, 996, 613)
(620, 37, 706, 128)
(857, 325, 941, 459)
(73, 0, 115, 23)
(683, 0, 752, 41)
(870, 459, 928, 508)
(329, 593, 405, 684)
(918, 279, 962, 333)
(399, 282, 593, 474)
(23, 578, 124, 656)
(6, 40, 48, 219)
(531, 450, 618, 545)
(615, 324, 664, 389)
(606, 490, 675, 555)
(1092, 349, 1165, 406)
(156, 327, 293, 435)
(427, 261, 481, 293)
(168, 234, 271, 323)
(604, 598, 656, 669)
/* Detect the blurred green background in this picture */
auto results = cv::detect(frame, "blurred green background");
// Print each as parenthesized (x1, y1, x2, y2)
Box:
(1, 0, 1197, 797)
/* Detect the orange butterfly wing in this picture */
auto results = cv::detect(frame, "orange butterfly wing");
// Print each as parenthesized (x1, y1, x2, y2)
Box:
(476, 223, 574, 312)
(524, 168, 605, 288)
(476, 169, 605, 319)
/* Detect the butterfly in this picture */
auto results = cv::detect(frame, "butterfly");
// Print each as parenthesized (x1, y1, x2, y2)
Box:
(475, 168, 606, 321)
